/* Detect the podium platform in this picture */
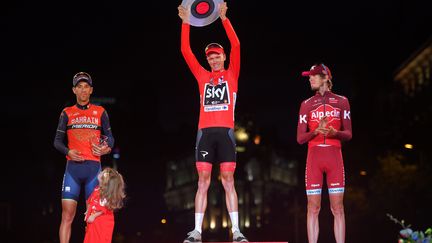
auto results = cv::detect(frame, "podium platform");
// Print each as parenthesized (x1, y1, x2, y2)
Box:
(199, 242, 288, 243)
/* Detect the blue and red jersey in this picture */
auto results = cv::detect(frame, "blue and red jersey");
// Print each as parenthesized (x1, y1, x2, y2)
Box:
(54, 103, 114, 162)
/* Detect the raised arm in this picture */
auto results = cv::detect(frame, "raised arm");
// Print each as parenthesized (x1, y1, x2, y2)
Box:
(220, 2, 240, 79)
(179, 5, 206, 80)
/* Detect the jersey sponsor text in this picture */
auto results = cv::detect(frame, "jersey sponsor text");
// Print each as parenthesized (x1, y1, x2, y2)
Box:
(71, 116, 99, 125)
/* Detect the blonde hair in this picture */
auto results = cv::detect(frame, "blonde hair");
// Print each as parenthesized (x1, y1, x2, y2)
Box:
(327, 80, 333, 90)
(99, 167, 126, 211)
(318, 74, 333, 90)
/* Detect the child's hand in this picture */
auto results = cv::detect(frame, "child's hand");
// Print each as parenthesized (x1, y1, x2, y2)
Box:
(86, 211, 102, 223)
(87, 213, 97, 223)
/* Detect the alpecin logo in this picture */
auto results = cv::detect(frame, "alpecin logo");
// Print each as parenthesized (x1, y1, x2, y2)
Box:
(310, 105, 341, 123)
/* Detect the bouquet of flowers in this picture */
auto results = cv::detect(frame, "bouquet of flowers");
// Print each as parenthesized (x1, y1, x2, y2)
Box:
(387, 213, 432, 243)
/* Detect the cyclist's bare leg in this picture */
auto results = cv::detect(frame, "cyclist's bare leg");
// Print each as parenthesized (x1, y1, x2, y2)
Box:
(307, 194, 321, 243)
(329, 193, 345, 243)
(59, 199, 77, 243)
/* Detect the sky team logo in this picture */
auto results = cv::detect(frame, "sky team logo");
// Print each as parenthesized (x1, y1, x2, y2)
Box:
(203, 81, 230, 112)
(310, 105, 341, 123)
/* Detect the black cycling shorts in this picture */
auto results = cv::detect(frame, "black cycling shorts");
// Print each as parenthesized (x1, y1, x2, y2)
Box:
(195, 127, 236, 163)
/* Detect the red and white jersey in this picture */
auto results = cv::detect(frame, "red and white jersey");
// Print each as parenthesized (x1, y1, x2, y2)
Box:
(297, 91, 352, 148)
(181, 19, 240, 129)
(85, 186, 113, 222)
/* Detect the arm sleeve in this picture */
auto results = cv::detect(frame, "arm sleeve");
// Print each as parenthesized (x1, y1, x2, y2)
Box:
(223, 18, 240, 80)
(297, 102, 316, 144)
(101, 110, 115, 149)
(335, 98, 352, 141)
(53, 111, 69, 155)
(181, 23, 206, 81)
(94, 202, 109, 214)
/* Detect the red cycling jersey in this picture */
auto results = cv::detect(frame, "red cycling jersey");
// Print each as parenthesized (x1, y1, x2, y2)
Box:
(181, 18, 240, 129)
(297, 91, 352, 148)
(85, 187, 113, 221)
(298, 91, 352, 195)
(64, 104, 106, 162)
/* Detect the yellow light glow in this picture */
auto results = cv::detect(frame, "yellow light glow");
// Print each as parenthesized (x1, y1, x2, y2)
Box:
(222, 219, 228, 228)
(404, 144, 413, 149)
(210, 220, 216, 229)
(235, 128, 249, 142)
(236, 146, 246, 152)
(360, 170, 367, 176)
(161, 218, 167, 224)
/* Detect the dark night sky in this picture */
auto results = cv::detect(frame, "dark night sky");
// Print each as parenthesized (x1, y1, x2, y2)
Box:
(2, 0, 431, 241)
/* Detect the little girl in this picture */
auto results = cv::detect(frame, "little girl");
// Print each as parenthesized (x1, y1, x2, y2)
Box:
(84, 167, 126, 243)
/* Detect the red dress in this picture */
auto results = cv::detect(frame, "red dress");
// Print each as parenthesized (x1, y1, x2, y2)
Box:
(84, 186, 114, 243)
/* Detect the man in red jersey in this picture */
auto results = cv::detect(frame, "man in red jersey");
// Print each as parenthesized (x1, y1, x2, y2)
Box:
(178, 2, 248, 242)
(54, 72, 114, 243)
(297, 63, 352, 243)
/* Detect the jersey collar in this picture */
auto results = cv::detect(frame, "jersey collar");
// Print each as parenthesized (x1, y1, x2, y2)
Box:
(315, 90, 332, 97)
(75, 102, 91, 110)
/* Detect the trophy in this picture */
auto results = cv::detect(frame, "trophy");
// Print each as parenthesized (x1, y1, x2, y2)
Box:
(90, 134, 108, 149)
(181, 0, 223, 27)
